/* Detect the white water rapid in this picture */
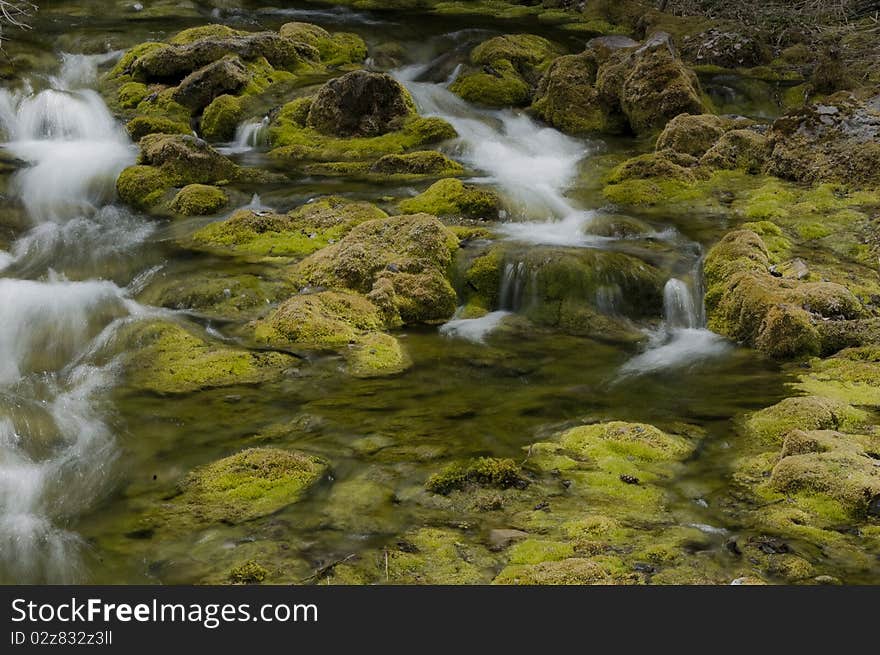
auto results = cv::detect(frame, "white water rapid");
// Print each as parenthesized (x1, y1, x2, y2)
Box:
(0, 54, 149, 582)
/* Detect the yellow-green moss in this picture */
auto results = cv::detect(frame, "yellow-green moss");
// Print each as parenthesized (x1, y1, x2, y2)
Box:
(201, 94, 244, 142)
(169, 184, 227, 216)
(228, 560, 269, 584)
(398, 178, 499, 218)
(115, 165, 172, 210)
(126, 115, 191, 141)
(347, 331, 410, 378)
(125, 321, 295, 394)
(744, 396, 868, 445)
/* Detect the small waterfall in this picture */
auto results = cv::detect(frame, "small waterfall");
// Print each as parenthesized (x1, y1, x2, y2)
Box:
(221, 117, 270, 154)
(499, 261, 529, 311)
(663, 278, 700, 329)
(395, 64, 594, 239)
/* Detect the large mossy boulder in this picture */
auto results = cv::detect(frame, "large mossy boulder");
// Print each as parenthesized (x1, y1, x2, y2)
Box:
(451, 34, 562, 107)
(190, 197, 388, 259)
(164, 448, 328, 526)
(765, 93, 880, 188)
(704, 230, 866, 359)
(531, 32, 706, 136)
(293, 213, 460, 324)
(124, 321, 296, 394)
(306, 70, 413, 137)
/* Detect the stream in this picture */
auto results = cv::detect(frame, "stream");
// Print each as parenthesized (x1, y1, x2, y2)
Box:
(0, 2, 795, 584)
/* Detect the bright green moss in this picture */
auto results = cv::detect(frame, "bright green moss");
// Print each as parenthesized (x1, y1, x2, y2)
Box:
(559, 422, 693, 464)
(135, 88, 192, 124)
(117, 81, 149, 109)
(201, 94, 244, 142)
(450, 60, 532, 107)
(347, 331, 411, 378)
(254, 290, 385, 348)
(279, 22, 366, 66)
(125, 321, 295, 394)
(169, 184, 227, 216)
(398, 178, 499, 218)
(383, 527, 496, 584)
(115, 165, 172, 210)
(493, 556, 637, 585)
(744, 396, 868, 445)
(464, 248, 503, 311)
(171, 448, 328, 524)
(169, 24, 244, 45)
(507, 539, 575, 565)
(126, 115, 191, 141)
(794, 347, 880, 407)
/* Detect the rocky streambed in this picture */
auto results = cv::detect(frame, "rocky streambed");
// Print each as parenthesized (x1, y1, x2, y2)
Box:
(0, 0, 878, 585)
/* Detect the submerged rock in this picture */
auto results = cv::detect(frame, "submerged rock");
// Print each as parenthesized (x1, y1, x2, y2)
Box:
(124, 321, 296, 394)
(166, 448, 328, 525)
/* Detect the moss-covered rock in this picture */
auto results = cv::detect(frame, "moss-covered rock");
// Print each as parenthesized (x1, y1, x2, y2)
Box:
(614, 32, 707, 134)
(279, 22, 366, 67)
(268, 96, 456, 164)
(306, 70, 414, 137)
(293, 213, 460, 324)
(166, 448, 328, 525)
(494, 557, 639, 585)
(425, 457, 525, 495)
(795, 346, 880, 406)
(115, 165, 172, 210)
(190, 198, 388, 259)
(200, 94, 244, 142)
(169, 184, 227, 216)
(704, 229, 866, 359)
(117, 81, 149, 109)
(138, 133, 239, 186)
(227, 559, 269, 584)
(347, 331, 411, 378)
(369, 150, 464, 177)
(701, 129, 770, 173)
(398, 178, 500, 219)
(531, 52, 625, 135)
(744, 396, 867, 445)
(451, 34, 561, 107)
(254, 290, 386, 348)
(765, 93, 880, 188)
(171, 55, 251, 112)
(655, 113, 740, 156)
(124, 321, 295, 394)
(381, 527, 497, 584)
(126, 115, 191, 141)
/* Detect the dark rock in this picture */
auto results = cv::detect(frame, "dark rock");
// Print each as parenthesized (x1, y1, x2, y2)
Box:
(307, 70, 413, 137)
(172, 56, 250, 112)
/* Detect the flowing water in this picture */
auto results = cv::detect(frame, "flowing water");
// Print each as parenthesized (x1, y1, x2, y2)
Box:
(0, 2, 803, 584)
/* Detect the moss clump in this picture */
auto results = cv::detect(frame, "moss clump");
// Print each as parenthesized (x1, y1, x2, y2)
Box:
(279, 22, 366, 66)
(126, 115, 191, 141)
(425, 457, 525, 495)
(170, 184, 227, 216)
(744, 396, 867, 445)
(139, 133, 239, 186)
(201, 94, 244, 142)
(451, 34, 561, 107)
(398, 178, 500, 219)
(115, 165, 172, 210)
(531, 53, 625, 135)
(655, 113, 734, 156)
(507, 539, 575, 565)
(228, 560, 268, 584)
(383, 528, 496, 584)
(169, 24, 244, 46)
(117, 81, 149, 109)
(347, 331, 411, 378)
(190, 198, 387, 260)
(464, 248, 503, 312)
(559, 422, 693, 464)
(493, 557, 638, 585)
(254, 290, 385, 348)
(171, 448, 328, 525)
(134, 88, 192, 125)
(701, 129, 770, 173)
(125, 321, 295, 394)
(293, 213, 460, 324)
